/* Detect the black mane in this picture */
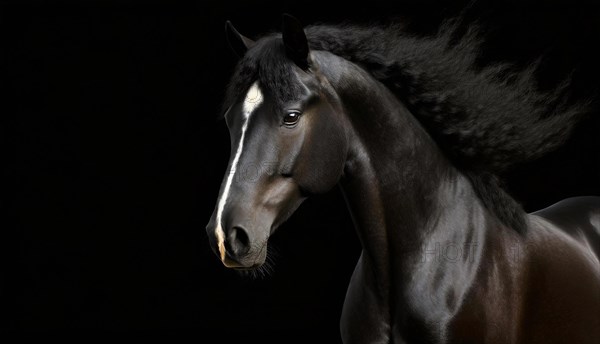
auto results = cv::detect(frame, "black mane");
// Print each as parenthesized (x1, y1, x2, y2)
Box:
(224, 20, 589, 233)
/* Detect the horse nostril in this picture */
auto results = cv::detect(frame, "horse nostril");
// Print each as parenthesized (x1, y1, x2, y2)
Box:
(233, 226, 250, 248)
(225, 226, 250, 257)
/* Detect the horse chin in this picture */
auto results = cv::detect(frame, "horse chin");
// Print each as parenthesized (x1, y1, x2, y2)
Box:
(232, 264, 262, 271)
(232, 260, 274, 279)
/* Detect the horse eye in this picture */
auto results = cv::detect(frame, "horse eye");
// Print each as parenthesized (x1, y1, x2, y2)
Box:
(283, 111, 301, 126)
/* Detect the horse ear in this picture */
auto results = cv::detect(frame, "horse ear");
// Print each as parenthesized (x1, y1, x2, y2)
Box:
(282, 14, 309, 69)
(225, 21, 255, 57)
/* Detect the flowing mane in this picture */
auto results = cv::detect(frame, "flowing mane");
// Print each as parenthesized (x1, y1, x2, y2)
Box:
(223, 20, 589, 233)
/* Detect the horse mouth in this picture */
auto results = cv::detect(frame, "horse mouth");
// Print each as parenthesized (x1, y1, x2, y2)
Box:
(221, 253, 265, 270)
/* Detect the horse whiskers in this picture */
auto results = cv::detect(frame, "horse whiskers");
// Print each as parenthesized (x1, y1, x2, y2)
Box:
(237, 260, 273, 280)
(236, 243, 279, 280)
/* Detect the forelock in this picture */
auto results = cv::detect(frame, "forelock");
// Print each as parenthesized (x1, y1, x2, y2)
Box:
(223, 35, 304, 113)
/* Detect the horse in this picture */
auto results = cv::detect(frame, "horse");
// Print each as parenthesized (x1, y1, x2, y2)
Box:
(205, 15, 600, 343)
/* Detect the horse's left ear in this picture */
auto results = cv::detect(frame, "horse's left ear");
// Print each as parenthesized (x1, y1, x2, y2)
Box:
(225, 21, 255, 58)
(282, 14, 309, 69)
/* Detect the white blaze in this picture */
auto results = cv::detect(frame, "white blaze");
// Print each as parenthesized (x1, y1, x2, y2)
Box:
(215, 82, 263, 262)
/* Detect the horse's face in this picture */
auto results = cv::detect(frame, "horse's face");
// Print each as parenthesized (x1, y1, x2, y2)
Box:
(206, 17, 348, 270)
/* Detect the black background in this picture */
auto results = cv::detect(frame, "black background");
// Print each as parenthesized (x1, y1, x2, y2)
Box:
(2, 0, 599, 341)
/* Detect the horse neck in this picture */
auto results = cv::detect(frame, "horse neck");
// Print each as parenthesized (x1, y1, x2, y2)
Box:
(317, 51, 490, 296)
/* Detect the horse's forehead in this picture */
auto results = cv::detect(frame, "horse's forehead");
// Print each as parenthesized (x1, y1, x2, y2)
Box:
(233, 67, 310, 115)
(242, 82, 264, 118)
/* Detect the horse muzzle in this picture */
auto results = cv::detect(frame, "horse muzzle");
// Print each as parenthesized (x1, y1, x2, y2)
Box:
(206, 219, 268, 269)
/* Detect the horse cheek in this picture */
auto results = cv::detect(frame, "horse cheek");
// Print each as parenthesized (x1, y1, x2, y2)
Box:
(296, 110, 347, 194)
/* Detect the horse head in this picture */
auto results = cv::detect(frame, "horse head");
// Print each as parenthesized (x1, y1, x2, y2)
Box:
(206, 15, 349, 269)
